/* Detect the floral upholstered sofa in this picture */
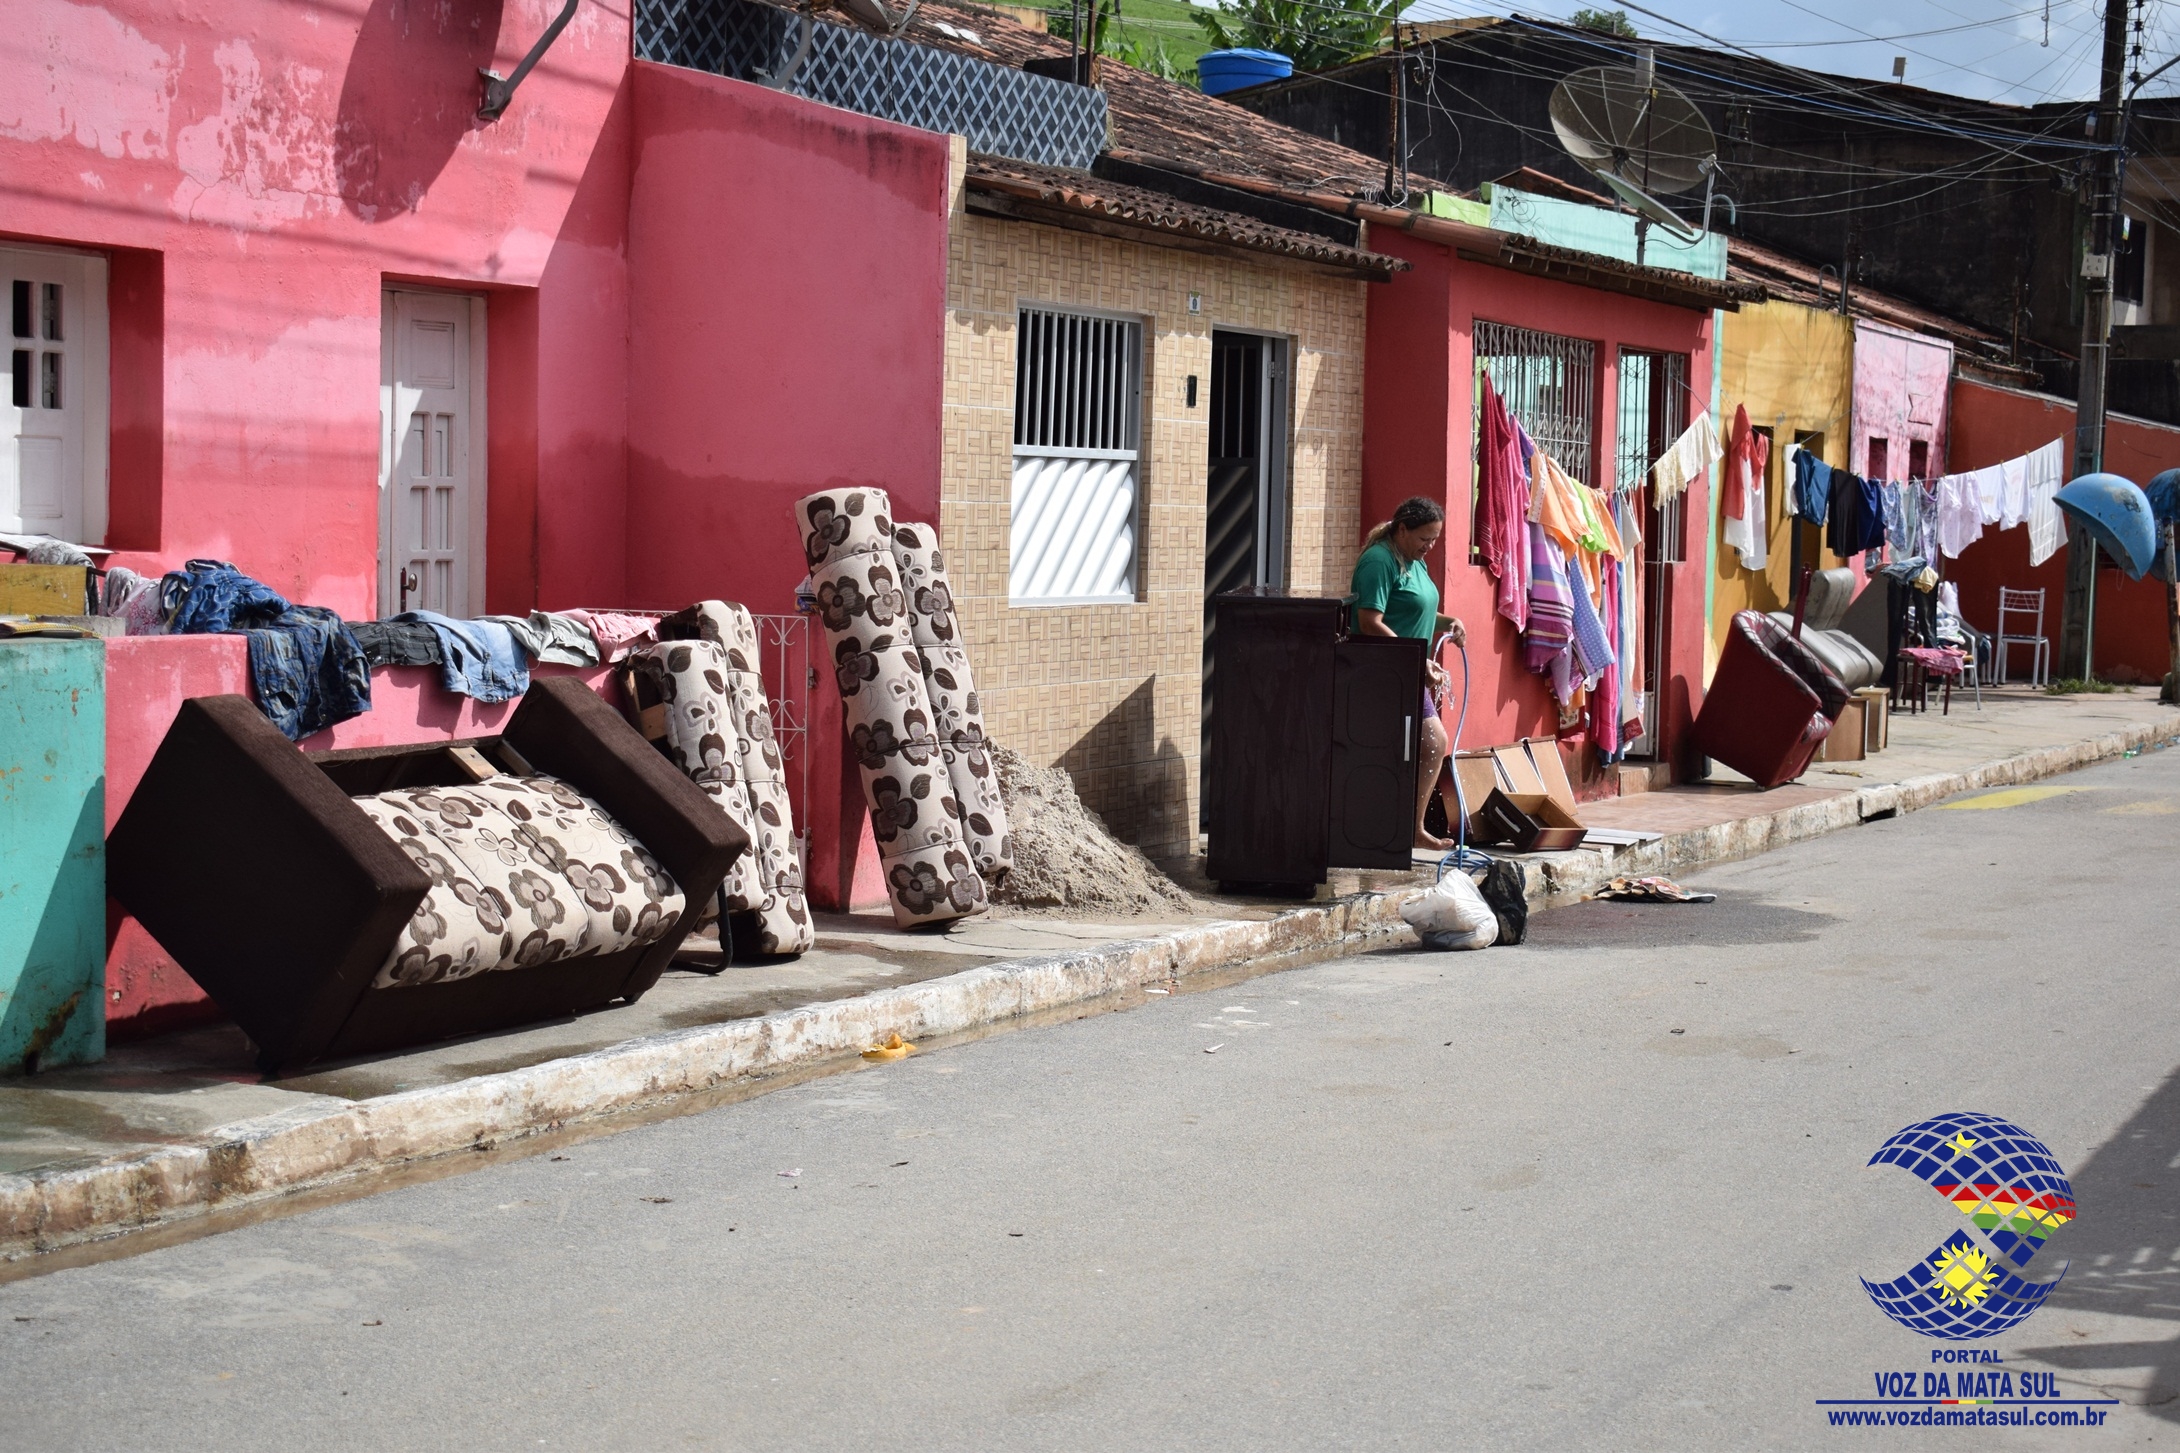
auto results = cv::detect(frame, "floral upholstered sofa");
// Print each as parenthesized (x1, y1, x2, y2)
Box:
(109, 678, 746, 1073)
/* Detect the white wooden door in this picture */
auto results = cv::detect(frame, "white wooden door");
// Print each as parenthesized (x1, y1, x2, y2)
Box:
(2, 247, 108, 543)
(380, 290, 485, 617)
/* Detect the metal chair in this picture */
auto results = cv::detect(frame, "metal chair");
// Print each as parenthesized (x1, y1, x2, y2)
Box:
(1934, 582, 1984, 710)
(1994, 587, 2050, 686)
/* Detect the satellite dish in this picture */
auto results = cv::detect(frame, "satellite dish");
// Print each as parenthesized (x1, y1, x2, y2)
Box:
(1549, 54, 1719, 243)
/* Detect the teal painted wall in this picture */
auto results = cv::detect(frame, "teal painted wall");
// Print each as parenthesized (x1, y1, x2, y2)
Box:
(0, 640, 106, 1073)
(1485, 186, 1727, 280)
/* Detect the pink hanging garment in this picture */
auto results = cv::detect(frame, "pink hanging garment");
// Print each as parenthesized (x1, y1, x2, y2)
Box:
(1477, 377, 1531, 631)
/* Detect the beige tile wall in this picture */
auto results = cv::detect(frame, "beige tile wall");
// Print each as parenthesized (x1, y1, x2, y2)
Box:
(941, 146, 1368, 857)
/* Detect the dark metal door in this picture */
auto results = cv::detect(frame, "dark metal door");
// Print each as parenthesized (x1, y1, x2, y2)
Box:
(1202, 331, 1288, 826)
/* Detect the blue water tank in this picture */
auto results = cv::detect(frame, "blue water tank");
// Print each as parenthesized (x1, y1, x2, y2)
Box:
(1197, 48, 1294, 96)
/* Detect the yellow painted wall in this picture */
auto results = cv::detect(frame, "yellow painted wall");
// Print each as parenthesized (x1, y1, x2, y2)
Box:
(1711, 300, 1858, 665)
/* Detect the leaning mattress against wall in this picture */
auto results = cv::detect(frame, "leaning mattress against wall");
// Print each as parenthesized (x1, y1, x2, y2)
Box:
(890, 520, 1012, 884)
(796, 488, 988, 927)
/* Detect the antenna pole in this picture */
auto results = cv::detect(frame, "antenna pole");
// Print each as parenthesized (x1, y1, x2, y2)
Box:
(2061, 0, 2132, 682)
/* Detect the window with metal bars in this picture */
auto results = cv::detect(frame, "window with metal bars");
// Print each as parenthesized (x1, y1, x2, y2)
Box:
(1010, 307, 1144, 604)
(1614, 349, 1690, 564)
(1471, 320, 1596, 563)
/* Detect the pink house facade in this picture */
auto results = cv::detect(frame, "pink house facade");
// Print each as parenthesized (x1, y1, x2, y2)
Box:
(4, 2, 952, 1029)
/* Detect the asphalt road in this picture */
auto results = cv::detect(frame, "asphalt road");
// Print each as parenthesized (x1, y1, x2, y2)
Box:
(6, 747, 2180, 1450)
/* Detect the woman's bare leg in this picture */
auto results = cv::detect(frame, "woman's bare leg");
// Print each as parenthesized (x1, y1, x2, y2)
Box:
(1414, 715, 1452, 850)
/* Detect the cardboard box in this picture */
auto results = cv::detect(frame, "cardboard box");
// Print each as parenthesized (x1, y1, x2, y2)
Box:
(1475, 789, 1588, 852)
(1815, 697, 1867, 762)
(1854, 687, 1889, 753)
(1448, 740, 1590, 848)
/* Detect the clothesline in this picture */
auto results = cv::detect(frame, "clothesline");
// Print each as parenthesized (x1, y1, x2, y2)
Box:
(1714, 424, 2069, 574)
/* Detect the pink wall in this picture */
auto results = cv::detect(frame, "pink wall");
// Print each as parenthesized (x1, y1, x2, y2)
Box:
(1364, 231, 1716, 790)
(624, 62, 951, 911)
(1853, 322, 1953, 482)
(0, 0, 637, 617)
(1947, 377, 2180, 683)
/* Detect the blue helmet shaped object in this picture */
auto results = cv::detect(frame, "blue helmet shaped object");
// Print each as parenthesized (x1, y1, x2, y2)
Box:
(2055, 472, 2159, 579)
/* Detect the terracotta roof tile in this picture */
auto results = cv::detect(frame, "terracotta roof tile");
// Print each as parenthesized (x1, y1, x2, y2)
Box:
(964, 155, 1407, 276)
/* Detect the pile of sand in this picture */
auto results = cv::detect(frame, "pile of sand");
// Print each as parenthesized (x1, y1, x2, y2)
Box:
(990, 744, 1194, 915)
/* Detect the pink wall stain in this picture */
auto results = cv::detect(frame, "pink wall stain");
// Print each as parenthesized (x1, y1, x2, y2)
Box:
(1852, 321, 1953, 481)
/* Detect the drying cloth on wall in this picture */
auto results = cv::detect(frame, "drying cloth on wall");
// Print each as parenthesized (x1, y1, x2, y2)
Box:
(892, 520, 1012, 884)
(559, 609, 657, 663)
(351, 619, 445, 668)
(396, 611, 530, 704)
(1650, 409, 1722, 504)
(1476, 376, 1532, 630)
(98, 566, 165, 636)
(2024, 438, 2067, 567)
(160, 560, 372, 739)
(1721, 405, 1770, 570)
(244, 606, 374, 741)
(484, 611, 603, 666)
(160, 559, 288, 635)
(798, 489, 986, 929)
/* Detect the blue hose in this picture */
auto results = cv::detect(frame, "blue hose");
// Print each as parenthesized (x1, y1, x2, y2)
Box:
(1434, 636, 1496, 881)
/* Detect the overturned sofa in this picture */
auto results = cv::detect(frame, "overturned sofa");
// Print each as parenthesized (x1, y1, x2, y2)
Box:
(107, 678, 746, 1074)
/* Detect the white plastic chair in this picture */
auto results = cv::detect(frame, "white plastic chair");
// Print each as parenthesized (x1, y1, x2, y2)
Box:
(1934, 582, 1984, 710)
(1994, 587, 2050, 686)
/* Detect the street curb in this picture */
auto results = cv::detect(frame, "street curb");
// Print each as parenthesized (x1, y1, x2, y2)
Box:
(5, 709, 2174, 1263)
(1504, 710, 2180, 907)
(1, 896, 1414, 1261)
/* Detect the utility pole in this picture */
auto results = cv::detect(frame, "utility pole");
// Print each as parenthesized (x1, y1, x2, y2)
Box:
(2061, 0, 2134, 681)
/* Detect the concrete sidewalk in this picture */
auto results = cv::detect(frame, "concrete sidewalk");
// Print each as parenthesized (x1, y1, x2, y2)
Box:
(3, 686, 2174, 1267)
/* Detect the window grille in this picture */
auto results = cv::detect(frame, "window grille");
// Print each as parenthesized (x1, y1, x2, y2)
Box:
(1615, 349, 1689, 564)
(1010, 307, 1143, 604)
(1472, 320, 1595, 563)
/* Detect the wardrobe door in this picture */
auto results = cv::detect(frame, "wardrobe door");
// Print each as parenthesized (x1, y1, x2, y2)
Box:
(1329, 635, 1424, 869)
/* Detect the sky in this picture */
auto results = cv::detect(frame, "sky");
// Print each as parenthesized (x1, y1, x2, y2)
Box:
(1387, 0, 2180, 105)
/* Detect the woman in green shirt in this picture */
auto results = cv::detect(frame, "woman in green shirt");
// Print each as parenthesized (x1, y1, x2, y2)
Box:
(1351, 496, 1467, 851)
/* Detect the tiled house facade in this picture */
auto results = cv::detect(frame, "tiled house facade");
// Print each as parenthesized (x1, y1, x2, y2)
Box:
(940, 145, 1369, 858)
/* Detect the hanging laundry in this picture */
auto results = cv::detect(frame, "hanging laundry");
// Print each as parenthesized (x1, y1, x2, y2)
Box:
(1594, 555, 1624, 762)
(1826, 469, 1885, 557)
(1651, 409, 1723, 503)
(2024, 437, 2067, 567)
(1971, 465, 2004, 526)
(1521, 520, 1575, 689)
(1722, 406, 1770, 569)
(1476, 376, 1531, 631)
(1614, 489, 1643, 711)
(1790, 447, 1833, 526)
(1998, 454, 2030, 529)
(1937, 471, 1986, 558)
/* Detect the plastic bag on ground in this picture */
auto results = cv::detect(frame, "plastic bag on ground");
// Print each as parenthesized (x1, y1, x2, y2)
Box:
(1402, 869, 1499, 951)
